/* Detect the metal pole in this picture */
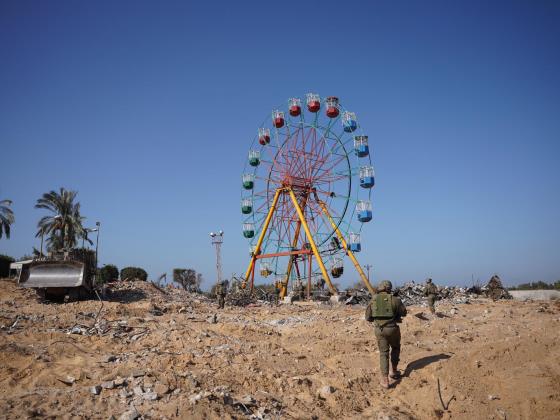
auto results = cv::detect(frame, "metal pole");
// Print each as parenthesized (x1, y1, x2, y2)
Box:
(364, 264, 372, 282)
(215, 240, 222, 284)
(40, 229, 44, 258)
(210, 231, 224, 287)
(95, 222, 100, 279)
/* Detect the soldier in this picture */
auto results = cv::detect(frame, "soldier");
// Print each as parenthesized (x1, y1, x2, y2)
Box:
(424, 278, 438, 314)
(299, 283, 306, 301)
(274, 281, 281, 305)
(365, 280, 407, 389)
(215, 281, 226, 309)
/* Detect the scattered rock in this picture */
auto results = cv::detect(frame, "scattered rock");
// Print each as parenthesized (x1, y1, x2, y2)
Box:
(119, 409, 139, 420)
(189, 393, 203, 405)
(70, 326, 85, 335)
(207, 314, 218, 324)
(131, 369, 145, 378)
(101, 380, 115, 389)
(318, 385, 336, 399)
(238, 395, 257, 406)
(133, 386, 144, 396)
(488, 394, 499, 400)
(90, 385, 102, 395)
(154, 383, 169, 396)
(105, 355, 117, 363)
(114, 377, 126, 387)
(119, 388, 132, 398)
(57, 375, 76, 386)
(143, 391, 158, 401)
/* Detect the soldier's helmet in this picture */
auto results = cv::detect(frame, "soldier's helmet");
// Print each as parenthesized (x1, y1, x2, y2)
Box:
(378, 280, 393, 292)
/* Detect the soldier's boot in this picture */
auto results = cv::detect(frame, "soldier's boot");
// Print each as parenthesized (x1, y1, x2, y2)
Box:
(389, 363, 400, 380)
(379, 374, 390, 389)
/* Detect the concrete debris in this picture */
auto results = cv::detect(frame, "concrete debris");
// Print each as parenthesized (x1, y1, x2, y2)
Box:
(57, 375, 76, 386)
(114, 377, 126, 387)
(101, 380, 115, 389)
(142, 391, 158, 401)
(395, 282, 481, 306)
(154, 383, 169, 396)
(119, 409, 139, 420)
(484, 275, 512, 300)
(226, 289, 259, 307)
(90, 385, 102, 395)
(318, 385, 336, 399)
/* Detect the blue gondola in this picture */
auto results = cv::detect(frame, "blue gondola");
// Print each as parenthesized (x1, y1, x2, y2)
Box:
(354, 135, 369, 157)
(358, 210, 372, 223)
(357, 201, 373, 223)
(360, 176, 375, 188)
(359, 166, 375, 188)
(350, 243, 361, 252)
(343, 111, 358, 132)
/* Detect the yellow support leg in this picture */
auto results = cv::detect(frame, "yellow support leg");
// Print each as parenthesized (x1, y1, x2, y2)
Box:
(287, 189, 338, 296)
(282, 193, 308, 298)
(315, 197, 376, 295)
(242, 188, 282, 288)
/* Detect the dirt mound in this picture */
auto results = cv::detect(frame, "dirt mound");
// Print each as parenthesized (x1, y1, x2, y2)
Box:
(1, 278, 559, 419)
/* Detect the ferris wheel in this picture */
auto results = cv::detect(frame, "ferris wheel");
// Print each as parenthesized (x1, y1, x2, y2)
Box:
(241, 93, 376, 298)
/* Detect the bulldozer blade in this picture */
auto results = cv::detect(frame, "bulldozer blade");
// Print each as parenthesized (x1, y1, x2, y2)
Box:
(19, 260, 86, 289)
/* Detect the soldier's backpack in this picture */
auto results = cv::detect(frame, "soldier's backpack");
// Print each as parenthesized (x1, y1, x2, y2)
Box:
(370, 293, 395, 319)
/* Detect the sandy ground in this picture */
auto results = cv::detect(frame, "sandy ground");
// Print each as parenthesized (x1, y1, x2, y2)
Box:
(0, 278, 559, 420)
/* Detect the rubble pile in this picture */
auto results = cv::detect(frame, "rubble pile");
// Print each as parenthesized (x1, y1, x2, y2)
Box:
(394, 282, 481, 306)
(104, 280, 211, 305)
(343, 282, 488, 306)
(225, 289, 259, 307)
(483, 275, 512, 300)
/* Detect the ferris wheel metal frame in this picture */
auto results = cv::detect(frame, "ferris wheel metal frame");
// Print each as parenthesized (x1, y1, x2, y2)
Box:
(240, 93, 376, 298)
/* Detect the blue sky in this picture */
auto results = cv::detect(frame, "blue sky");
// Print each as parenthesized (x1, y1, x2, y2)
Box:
(1, 1, 559, 289)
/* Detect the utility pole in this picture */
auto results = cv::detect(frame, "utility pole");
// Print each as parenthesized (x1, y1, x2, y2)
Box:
(363, 264, 373, 282)
(210, 230, 224, 285)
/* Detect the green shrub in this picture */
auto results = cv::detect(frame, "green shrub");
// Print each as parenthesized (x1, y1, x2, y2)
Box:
(0, 254, 15, 278)
(120, 266, 148, 281)
(98, 264, 119, 284)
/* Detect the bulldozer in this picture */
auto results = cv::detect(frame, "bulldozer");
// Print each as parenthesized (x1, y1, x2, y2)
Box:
(18, 248, 96, 301)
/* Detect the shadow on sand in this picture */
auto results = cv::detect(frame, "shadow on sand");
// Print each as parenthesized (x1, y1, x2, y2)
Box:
(403, 354, 452, 377)
(414, 312, 430, 321)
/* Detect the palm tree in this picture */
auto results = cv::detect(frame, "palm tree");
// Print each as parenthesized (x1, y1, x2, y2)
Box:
(0, 199, 15, 239)
(35, 188, 90, 251)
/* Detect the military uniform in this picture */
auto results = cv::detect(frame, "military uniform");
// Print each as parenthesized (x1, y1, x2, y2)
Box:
(299, 284, 306, 301)
(215, 283, 226, 309)
(366, 281, 407, 388)
(274, 283, 281, 305)
(424, 279, 438, 314)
